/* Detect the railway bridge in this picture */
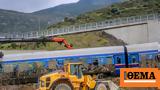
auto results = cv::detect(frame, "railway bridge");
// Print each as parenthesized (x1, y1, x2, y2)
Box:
(0, 14, 160, 44)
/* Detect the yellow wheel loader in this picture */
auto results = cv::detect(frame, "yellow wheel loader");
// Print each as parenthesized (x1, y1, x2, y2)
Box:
(38, 63, 110, 90)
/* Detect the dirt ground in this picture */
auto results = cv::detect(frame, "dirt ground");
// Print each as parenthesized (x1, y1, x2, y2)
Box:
(0, 85, 159, 90)
(0, 85, 36, 90)
(127, 88, 158, 90)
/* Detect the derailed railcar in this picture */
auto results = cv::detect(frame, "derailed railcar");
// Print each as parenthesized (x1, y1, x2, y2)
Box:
(0, 42, 159, 84)
(1, 42, 160, 74)
(1, 46, 124, 75)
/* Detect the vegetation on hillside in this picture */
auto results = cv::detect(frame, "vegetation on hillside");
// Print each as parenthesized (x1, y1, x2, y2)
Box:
(1, 0, 159, 50)
(48, 0, 160, 29)
(0, 31, 125, 50)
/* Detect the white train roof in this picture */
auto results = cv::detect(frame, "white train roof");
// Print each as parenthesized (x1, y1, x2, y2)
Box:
(2, 42, 159, 62)
(0, 50, 46, 55)
(3, 46, 123, 62)
(126, 42, 159, 53)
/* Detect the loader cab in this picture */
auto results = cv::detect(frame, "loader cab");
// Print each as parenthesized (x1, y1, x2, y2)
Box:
(68, 63, 83, 79)
(66, 63, 97, 89)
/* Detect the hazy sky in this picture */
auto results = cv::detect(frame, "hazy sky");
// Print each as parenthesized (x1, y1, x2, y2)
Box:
(0, 0, 79, 13)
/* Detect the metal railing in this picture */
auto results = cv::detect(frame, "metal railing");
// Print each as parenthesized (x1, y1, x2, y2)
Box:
(0, 14, 159, 39)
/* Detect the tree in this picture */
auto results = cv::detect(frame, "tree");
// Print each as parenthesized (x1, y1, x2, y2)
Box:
(0, 51, 4, 71)
(111, 8, 120, 15)
(0, 51, 4, 58)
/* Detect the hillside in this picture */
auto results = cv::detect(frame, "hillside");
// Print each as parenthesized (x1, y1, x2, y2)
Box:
(1, 0, 160, 50)
(0, 31, 125, 50)
(33, 0, 121, 23)
(0, 9, 47, 32)
(0, 0, 121, 33)
(48, 0, 160, 29)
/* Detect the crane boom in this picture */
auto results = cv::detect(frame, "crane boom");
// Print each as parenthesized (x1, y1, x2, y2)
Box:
(0, 37, 73, 49)
(52, 37, 73, 49)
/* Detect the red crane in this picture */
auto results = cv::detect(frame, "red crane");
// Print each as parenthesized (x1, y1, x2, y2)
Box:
(52, 37, 73, 49)
(0, 37, 73, 49)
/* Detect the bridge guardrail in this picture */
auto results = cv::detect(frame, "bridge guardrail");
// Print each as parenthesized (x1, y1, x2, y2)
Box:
(0, 14, 159, 39)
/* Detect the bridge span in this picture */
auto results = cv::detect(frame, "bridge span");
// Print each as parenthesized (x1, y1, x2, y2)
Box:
(0, 14, 160, 44)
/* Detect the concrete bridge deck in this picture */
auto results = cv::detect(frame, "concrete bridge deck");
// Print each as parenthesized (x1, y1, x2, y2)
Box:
(0, 14, 160, 44)
(0, 14, 159, 38)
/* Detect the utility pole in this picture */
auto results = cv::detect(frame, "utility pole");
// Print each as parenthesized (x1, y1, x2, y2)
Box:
(38, 18, 41, 31)
(108, 0, 110, 6)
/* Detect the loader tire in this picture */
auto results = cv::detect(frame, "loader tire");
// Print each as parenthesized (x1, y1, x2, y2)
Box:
(54, 83, 71, 90)
(95, 83, 107, 90)
(52, 80, 73, 90)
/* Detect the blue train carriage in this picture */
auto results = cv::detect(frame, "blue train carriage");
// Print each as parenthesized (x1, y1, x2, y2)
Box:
(1, 52, 47, 75)
(136, 42, 159, 68)
(156, 44, 160, 67)
(1, 46, 123, 75)
(42, 46, 124, 69)
(114, 42, 159, 75)
(1, 42, 159, 76)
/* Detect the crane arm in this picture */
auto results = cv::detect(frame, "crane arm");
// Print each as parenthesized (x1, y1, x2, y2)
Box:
(51, 37, 73, 49)
(0, 37, 73, 49)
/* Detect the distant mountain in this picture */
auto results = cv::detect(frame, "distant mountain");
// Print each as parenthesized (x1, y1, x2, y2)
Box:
(0, 9, 47, 33)
(33, 0, 121, 23)
(48, 0, 160, 29)
(0, 0, 122, 33)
